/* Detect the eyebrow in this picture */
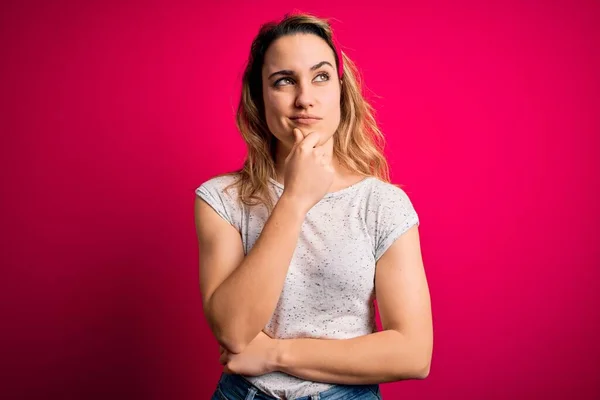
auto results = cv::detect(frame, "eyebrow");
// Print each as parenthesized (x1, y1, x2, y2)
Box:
(267, 61, 334, 80)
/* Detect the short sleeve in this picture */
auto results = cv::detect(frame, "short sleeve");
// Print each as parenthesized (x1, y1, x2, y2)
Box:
(195, 175, 242, 230)
(374, 185, 420, 262)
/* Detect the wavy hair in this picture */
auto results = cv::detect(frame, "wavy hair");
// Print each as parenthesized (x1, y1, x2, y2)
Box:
(223, 12, 391, 211)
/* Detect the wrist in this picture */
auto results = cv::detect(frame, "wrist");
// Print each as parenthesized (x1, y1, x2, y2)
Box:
(272, 339, 290, 372)
(277, 193, 309, 220)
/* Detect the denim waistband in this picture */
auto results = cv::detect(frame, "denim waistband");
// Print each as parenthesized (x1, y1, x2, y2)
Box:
(216, 373, 381, 400)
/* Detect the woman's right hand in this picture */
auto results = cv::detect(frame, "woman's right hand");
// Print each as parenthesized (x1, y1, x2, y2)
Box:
(281, 128, 334, 214)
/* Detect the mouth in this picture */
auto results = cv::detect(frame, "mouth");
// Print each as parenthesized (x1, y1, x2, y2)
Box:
(289, 116, 322, 126)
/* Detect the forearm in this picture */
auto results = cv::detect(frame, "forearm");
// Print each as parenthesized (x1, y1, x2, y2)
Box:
(274, 330, 431, 385)
(209, 195, 305, 353)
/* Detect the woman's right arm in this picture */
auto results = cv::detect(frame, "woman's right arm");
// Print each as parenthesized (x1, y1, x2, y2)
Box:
(194, 193, 306, 354)
(195, 129, 333, 354)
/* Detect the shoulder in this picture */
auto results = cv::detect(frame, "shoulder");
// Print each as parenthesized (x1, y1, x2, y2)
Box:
(194, 172, 244, 228)
(195, 172, 241, 200)
(366, 178, 420, 260)
(364, 177, 417, 210)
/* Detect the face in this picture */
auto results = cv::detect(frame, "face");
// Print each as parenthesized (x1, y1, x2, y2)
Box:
(262, 33, 341, 149)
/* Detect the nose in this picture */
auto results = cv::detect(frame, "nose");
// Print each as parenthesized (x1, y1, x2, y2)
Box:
(294, 81, 315, 109)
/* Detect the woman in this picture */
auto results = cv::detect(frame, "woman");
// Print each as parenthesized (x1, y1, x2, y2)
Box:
(194, 12, 433, 400)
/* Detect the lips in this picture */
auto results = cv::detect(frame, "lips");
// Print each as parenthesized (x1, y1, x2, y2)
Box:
(290, 116, 322, 125)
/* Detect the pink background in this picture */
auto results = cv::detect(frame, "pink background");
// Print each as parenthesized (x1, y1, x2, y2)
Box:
(2, 0, 599, 398)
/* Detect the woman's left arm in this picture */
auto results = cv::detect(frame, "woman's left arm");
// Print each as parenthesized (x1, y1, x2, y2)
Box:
(221, 224, 433, 385)
(274, 224, 433, 384)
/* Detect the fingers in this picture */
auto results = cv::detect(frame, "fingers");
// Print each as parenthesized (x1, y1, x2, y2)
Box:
(219, 345, 228, 365)
(219, 349, 230, 365)
(286, 128, 305, 162)
(299, 131, 322, 150)
(287, 129, 333, 167)
(313, 145, 333, 160)
(293, 128, 303, 144)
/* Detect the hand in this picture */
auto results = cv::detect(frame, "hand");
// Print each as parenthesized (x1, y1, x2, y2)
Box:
(219, 331, 279, 376)
(281, 128, 334, 214)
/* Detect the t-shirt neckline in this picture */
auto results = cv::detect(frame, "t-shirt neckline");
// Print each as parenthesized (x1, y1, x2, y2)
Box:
(268, 176, 375, 199)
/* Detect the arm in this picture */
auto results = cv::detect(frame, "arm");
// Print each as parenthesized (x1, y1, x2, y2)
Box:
(194, 194, 305, 354)
(273, 224, 433, 384)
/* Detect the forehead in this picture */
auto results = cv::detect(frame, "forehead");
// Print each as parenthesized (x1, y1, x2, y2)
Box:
(263, 33, 335, 72)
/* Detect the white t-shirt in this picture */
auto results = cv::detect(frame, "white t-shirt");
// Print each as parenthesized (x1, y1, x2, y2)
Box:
(195, 174, 420, 399)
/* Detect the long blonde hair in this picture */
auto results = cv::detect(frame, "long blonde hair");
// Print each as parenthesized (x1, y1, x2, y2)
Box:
(223, 12, 391, 211)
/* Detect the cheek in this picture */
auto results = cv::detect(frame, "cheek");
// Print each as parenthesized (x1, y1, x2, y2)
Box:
(264, 93, 286, 120)
(324, 91, 342, 129)
(263, 92, 290, 140)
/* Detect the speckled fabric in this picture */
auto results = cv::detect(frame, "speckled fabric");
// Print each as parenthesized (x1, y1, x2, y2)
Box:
(195, 174, 420, 399)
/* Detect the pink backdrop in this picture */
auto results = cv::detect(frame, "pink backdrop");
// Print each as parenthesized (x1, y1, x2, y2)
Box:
(2, 0, 599, 398)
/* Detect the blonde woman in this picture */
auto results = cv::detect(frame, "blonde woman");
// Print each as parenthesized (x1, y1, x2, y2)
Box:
(194, 12, 433, 400)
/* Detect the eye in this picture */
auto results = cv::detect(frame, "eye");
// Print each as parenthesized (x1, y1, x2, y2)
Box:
(314, 72, 330, 82)
(274, 77, 294, 87)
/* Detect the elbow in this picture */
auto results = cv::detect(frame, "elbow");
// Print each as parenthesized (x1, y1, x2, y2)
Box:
(204, 303, 250, 354)
(413, 347, 432, 379)
(392, 342, 432, 380)
(390, 331, 432, 380)
(389, 354, 431, 381)
(392, 359, 431, 381)
(414, 359, 431, 379)
(218, 335, 248, 355)
(411, 335, 432, 380)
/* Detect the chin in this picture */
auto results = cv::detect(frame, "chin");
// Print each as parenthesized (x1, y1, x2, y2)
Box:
(269, 130, 294, 147)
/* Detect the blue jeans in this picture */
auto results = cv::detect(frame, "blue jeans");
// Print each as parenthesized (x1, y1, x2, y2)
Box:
(211, 373, 382, 400)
